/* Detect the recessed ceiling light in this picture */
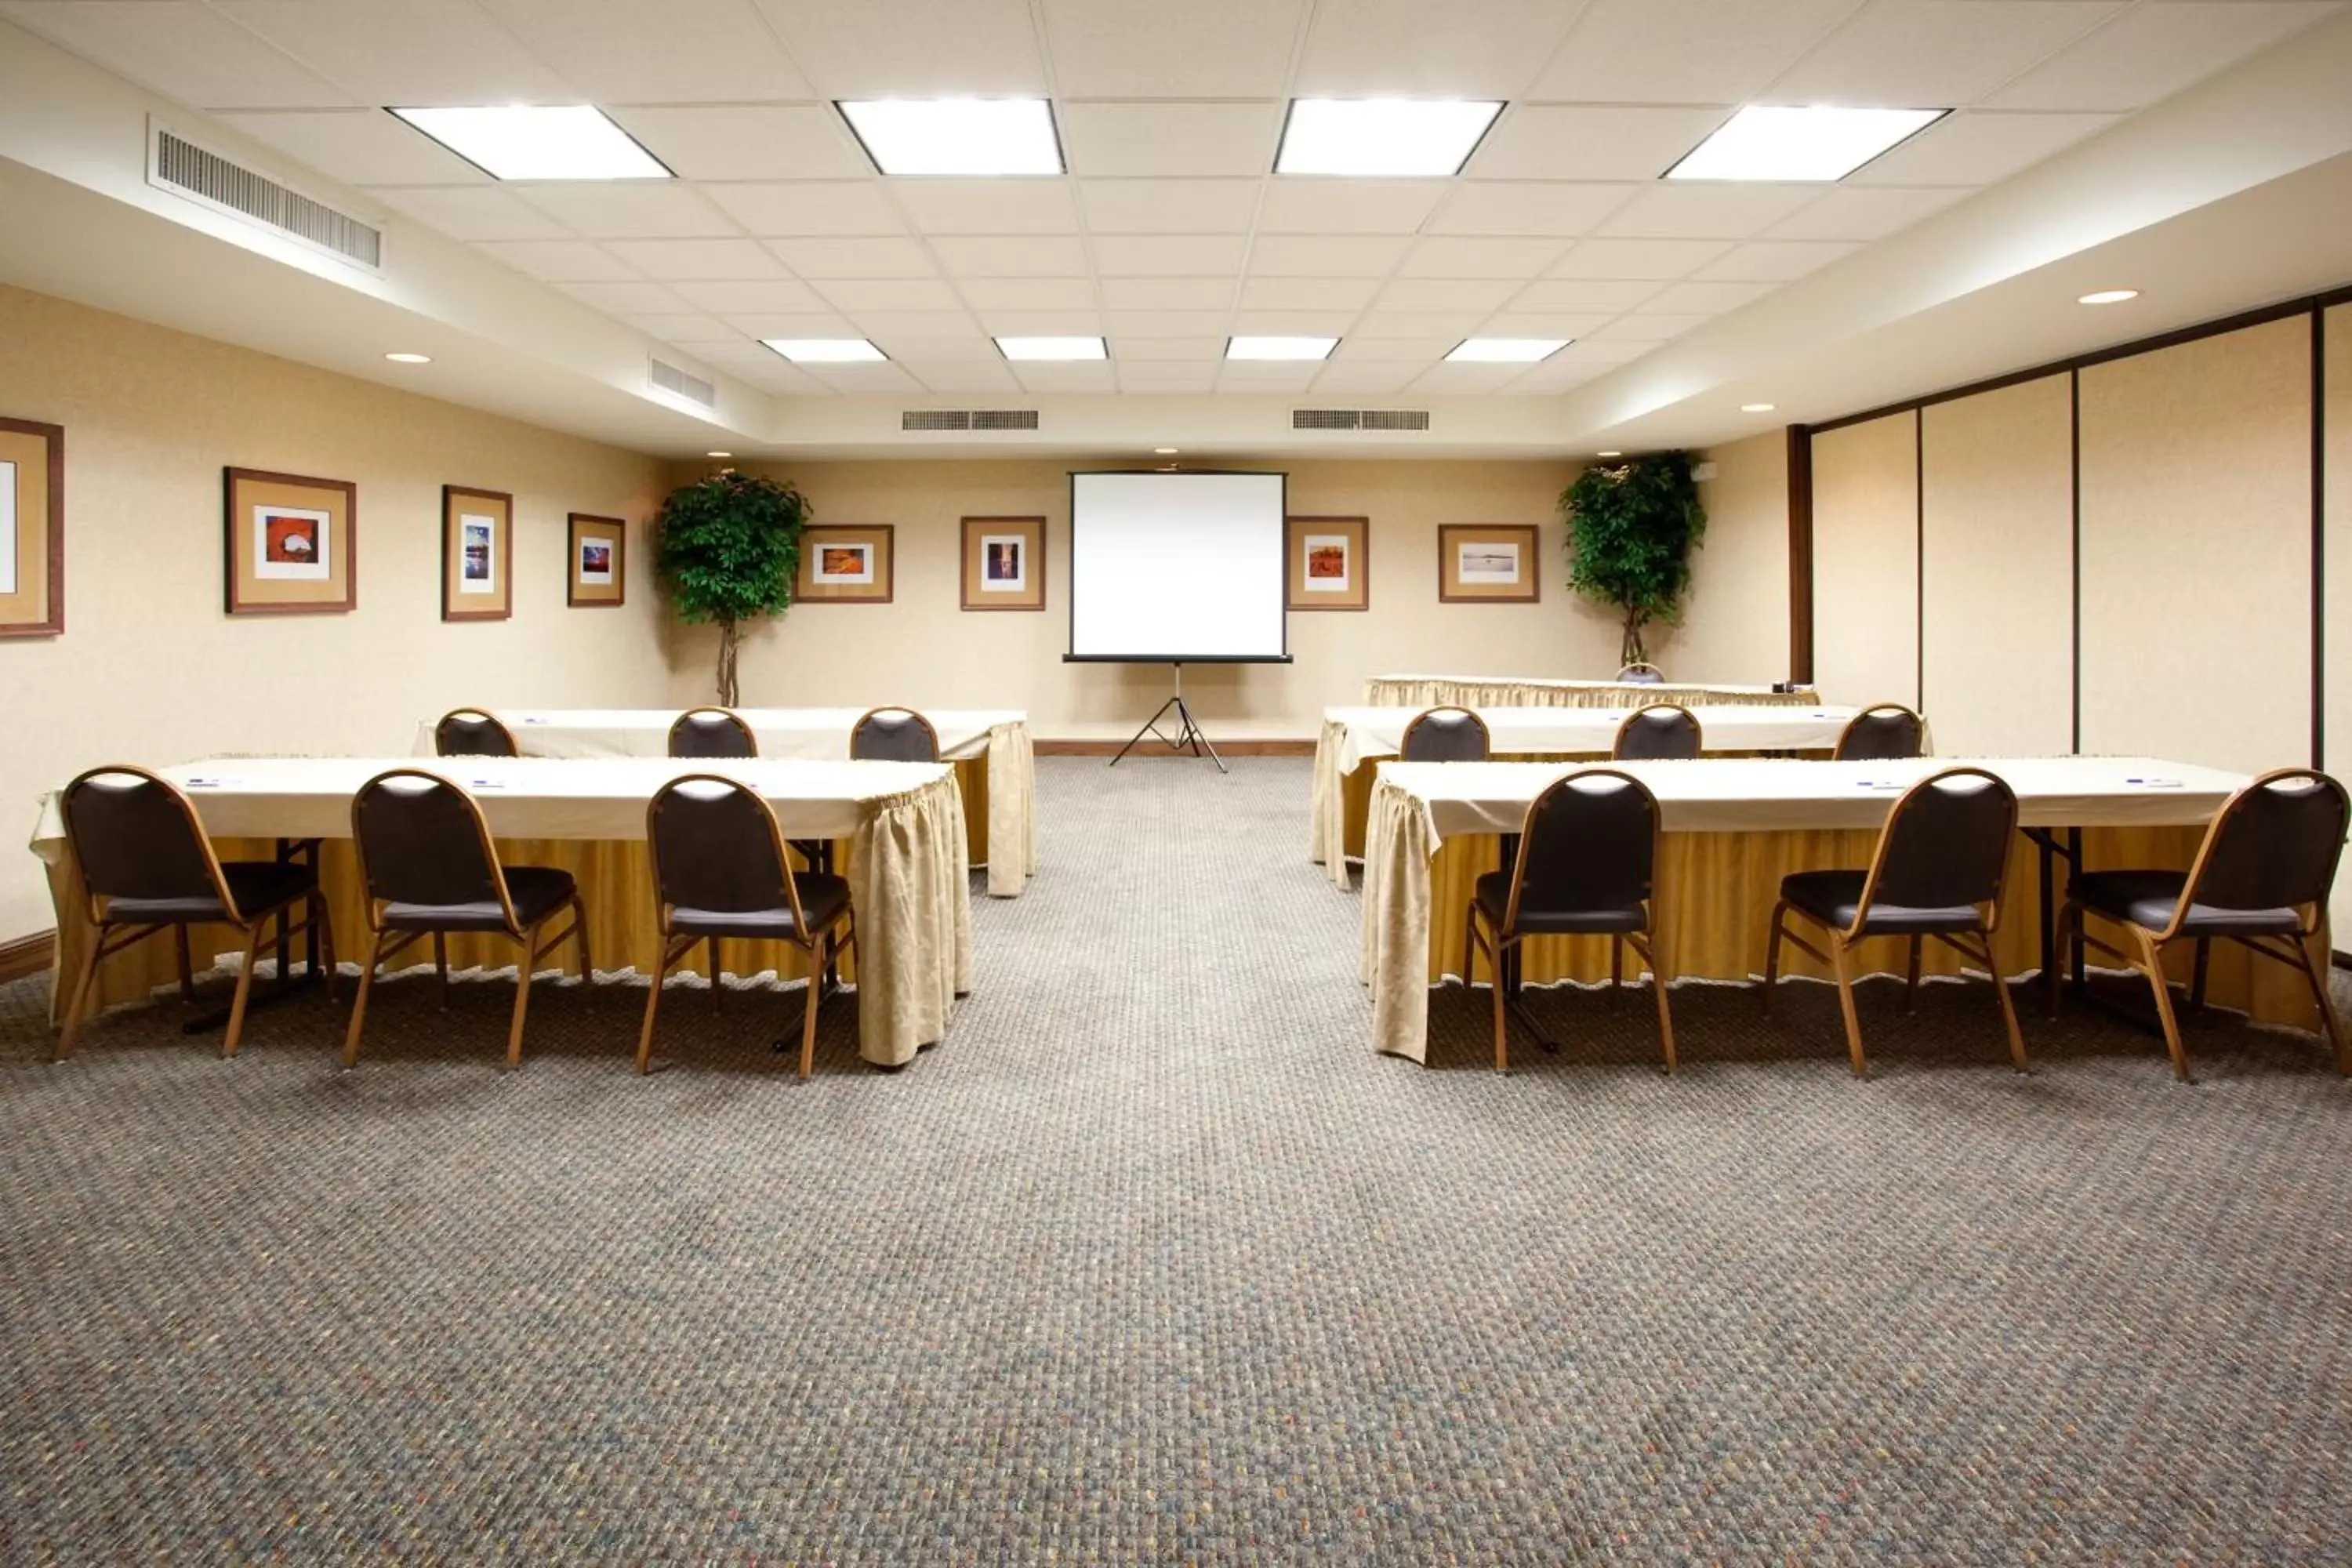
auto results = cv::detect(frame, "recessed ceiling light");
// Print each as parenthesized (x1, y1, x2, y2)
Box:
(1154, 447, 1178, 455)
(839, 99, 1063, 176)
(2078, 289, 2140, 305)
(1446, 338, 1566, 364)
(1667, 105, 1945, 183)
(383, 351, 431, 365)
(1276, 99, 1503, 177)
(763, 339, 887, 364)
(1227, 336, 1338, 361)
(389, 105, 670, 182)
(1741, 402, 1777, 413)
(706, 451, 732, 459)
(1596, 450, 1622, 458)
(996, 336, 1106, 361)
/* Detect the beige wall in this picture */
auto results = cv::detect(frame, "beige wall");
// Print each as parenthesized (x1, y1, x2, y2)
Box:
(0, 284, 666, 942)
(1809, 412, 1919, 710)
(2327, 305, 2350, 943)
(1669, 430, 1792, 684)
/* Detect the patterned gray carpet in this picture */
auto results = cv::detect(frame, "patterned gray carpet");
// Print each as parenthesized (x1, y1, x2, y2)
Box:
(4, 756, 2350, 1563)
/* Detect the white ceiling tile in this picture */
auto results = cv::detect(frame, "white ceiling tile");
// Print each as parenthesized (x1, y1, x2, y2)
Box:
(863, 332, 1000, 362)
(950, 278, 1098, 311)
(1057, 103, 1285, 178)
(753, 0, 1046, 94)
(1769, 1, 2123, 106)
(720, 310, 862, 338)
(1219, 368, 1323, 398)
(1762, 186, 1968, 241)
(602, 238, 789, 279)
(1469, 107, 1729, 181)
(1502, 359, 1602, 393)
(1987, 2, 2339, 112)
(611, 107, 868, 183)
(1114, 363, 1221, 391)
(1548, 238, 1733, 280)
(670, 278, 833, 314)
(1257, 180, 1449, 234)
(1104, 310, 1236, 338)
(1245, 235, 1414, 277)
(1231, 311, 1361, 335)
(1508, 279, 1666, 314)
(909, 364, 1024, 394)
(519, 184, 742, 239)
(975, 310, 1102, 335)
(1352, 309, 1494, 336)
(929, 235, 1091, 277)
(1642, 280, 1776, 314)
(1101, 279, 1238, 310)
(0, 1, 358, 108)
(1588, 313, 1712, 343)
(1691, 240, 1860, 282)
(1376, 278, 1519, 312)
(474, 0, 816, 103)
(1294, 0, 1580, 96)
(1094, 236, 1250, 275)
(890, 180, 1078, 235)
(1548, 338, 1661, 367)
(1398, 237, 1569, 278)
(557, 280, 694, 314)
(477, 239, 639, 281)
(1476, 313, 1612, 339)
(1409, 361, 1524, 394)
(800, 361, 926, 394)
(1330, 336, 1458, 361)
(1239, 278, 1382, 312)
(1596, 185, 1820, 240)
(620, 312, 739, 343)
(704, 182, 905, 237)
(1308, 363, 1423, 395)
(808, 278, 967, 312)
(1014, 362, 1118, 394)
(834, 310, 978, 339)
(766, 236, 935, 278)
(1529, 0, 1856, 105)
(209, 0, 577, 103)
(1847, 110, 2119, 186)
(1079, 180, 1261, 235)
(220, 109, 483, 185)
(1112, 339, 1225, 363)
(1425, 182, 1639, 238)
(1041, 0, 1307, 96)
(376, 185, 573, 241)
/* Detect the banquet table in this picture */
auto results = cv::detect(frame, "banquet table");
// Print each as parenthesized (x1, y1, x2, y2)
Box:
(410, 707, 1037, 898)
(1361, 674, 1820, 710)
(1312, 702, 1862, 884)
(31, 755, 974, 1067)
(1358, 754, 2316, 1064)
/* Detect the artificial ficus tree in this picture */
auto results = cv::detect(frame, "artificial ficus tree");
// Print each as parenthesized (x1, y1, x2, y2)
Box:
(1560, 451, 1708, 666)
(654, 469, 810, 706)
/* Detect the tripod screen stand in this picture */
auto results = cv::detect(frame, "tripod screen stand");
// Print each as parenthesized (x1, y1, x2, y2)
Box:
(1109, 662, 1225, 773)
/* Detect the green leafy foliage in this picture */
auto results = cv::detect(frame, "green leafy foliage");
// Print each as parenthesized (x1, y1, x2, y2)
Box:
(1560, 452, 1708, 665)
(653, 470, 809, 704)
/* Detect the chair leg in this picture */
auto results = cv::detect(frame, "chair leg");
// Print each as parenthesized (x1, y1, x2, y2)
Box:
(313, 894, 338, 1002)
(572, 896, 591, 984)
(2048, 901, 2073, 1018)
(1640, 938, 1676, 1076)
(2189, 938, 2211, 1012)
(1979, 935, 2027, 1073)
(1904, 935, 1922, 1013)
(709, 937, 724, 1007)
(343, 931, 389, 1067)
(1490, 942, 1508, 1073)
(2289, 932, 2345, 1074)
(636, 938, 678, 1075)
(505, 930, 536, 1068)
(800, 932, 826, 1079)
(1762, 902, 1788, 1012)
(434, 932, 450, 1011)
(2129, 926, 2192, 1083)
(54, 923, 108, 1062)
(1610, 935, 1623, 1008)
(174, 924, 195, 1005)
(1827, 935, 1867, 1079)
(222, 919, 266, 1058)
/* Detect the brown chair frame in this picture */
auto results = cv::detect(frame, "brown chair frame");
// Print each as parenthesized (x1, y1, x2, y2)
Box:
(434, 708, 519, 757)
(848, 706, 941, 762)
(1612, 702, 1702, 760)
(342, 768, 589, 1069)
(667, 706, 758, 758)
(1464, 768, 1675, 1075)
(55, 764, 336, 1061)
(637, 775, 858, 1078)
(1832, 702, 1927, 761)
(1763, 766, 2026, 1077)
(2056, 767, 2347, 1082)
(1399, 706, 1491, 761)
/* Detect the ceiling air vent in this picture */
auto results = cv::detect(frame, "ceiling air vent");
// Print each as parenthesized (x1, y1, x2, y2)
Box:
(1293, 408, 1430, 432)
(148, 125, 383, 271)
(902, 409, 1041, 432)
(650, 358, 717, 409)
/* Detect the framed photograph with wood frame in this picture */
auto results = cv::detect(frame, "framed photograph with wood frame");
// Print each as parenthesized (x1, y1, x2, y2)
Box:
(567, 512, 626, 608)
(798, 524, 894, 604)
(1438, 524, 1540, 603)
(960, 516, 1044, 611)
(223, 466, 356, 616)
(1286, 515, 1367, 611)
(442, 485, 513, 621)
(0, 416, 64, 637)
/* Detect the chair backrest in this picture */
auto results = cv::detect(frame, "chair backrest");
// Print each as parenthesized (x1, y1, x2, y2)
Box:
(1851, 767, 2017, 931)
(1613, 702, 1701, 760)
(1616, 662, 1665, 684)
(850, 706, 940, 762)
(1399, 706, 1490, 762)
(2179, 768, 2350, 924)
(646, 775, 804, 930)
(669, 707, 757, 759)
(60, 765, 236, 916)
(1503, 769, 1660, 932)
(1835, 703, 1926, 761)
(351, 769, 513, 925)
(434, 709, 517, 757)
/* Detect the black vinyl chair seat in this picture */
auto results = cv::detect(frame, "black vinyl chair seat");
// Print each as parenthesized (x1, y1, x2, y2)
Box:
(383, 864, 577, 932)
(666, 873, 851, 940)
(2070, 869, 2301, 938)
(103, 858, 316, 924)
(1472, 872, 1644, 935)
(1777, 869, 1985, 935)
(1401, 707, 1490, 762)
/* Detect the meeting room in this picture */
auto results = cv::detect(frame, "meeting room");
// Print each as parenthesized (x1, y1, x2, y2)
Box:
(3, 1, 2350, 1559)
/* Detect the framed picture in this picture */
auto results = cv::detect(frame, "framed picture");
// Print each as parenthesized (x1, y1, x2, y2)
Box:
(223, 466, 357, 616)
(961, 515, 1045, 612)
(797, 524, 894, 604)
(1286, 515, 1368, 612)
(442, 485, 513, 622)
(567, 513, 626, 608)
(1438, 524, 1540, 603)
(0, 416, 64, 637)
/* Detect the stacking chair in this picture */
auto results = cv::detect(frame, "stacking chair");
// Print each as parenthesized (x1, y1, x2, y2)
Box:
(639, 775, 856, 1077)
(1764, 767, 2025, 1077)
(1834, 703, 1926, 761)
(669, 706, 757, 759)
(1616, 662, 1665, 684)
(1399, 706, 1491, 762)
(1465, 769, 1674, 1075)
(343, 768, 588, 1069)
(55, 765, 335, 1060)
(1613, 702, 1702, 760)
(434, 709, 517, 757)
(850, 706, 940, 762)
(2060, 768, 2347, 1081)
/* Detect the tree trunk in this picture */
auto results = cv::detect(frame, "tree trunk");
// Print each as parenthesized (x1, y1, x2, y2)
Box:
(1621, 608, 1648, 668)
(717, 619, 739, 707)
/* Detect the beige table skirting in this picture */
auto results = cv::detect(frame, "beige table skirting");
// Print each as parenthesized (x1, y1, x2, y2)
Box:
(1362, 676, 1820, 710)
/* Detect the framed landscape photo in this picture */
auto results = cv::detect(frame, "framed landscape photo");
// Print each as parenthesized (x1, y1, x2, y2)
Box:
(0, 416, 64, 637)
(223, 466, 356, 616)
(1438, 523, 1540, 603)
(442, 485, 513, 621)
(1286, 515, 1367, 612)
(961, 515, 1045, 612)
(567, 513, 626, 608)
(798, 523, 894, 604)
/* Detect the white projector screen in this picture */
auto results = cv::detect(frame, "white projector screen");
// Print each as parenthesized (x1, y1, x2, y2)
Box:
(1067, 471, 1290, 661)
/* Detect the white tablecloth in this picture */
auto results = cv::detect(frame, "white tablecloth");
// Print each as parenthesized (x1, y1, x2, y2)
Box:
(1363, 675, 1817, 709)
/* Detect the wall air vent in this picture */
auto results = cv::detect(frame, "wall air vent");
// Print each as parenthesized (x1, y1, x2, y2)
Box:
(650, 358, 717, 409)
(1292, 408, 1430, 432)
(971, 408, 1040, 430)
(901, 409, 1040, 432)
(148, 125, 383, 271)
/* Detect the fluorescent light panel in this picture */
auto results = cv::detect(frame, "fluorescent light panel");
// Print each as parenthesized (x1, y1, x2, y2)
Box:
(1276, 99, 1502, 177)
(996, 336, 1106, 361)
(764, 338, 887, 363)
(2078, 289, 2140, 305)
(390, 105, 669, 181)
(1226, 336, 1337, 361)
(1446, 338, 1566, 363)
(840, 99, 1063, 176)
(1668, 105, 1944, 183)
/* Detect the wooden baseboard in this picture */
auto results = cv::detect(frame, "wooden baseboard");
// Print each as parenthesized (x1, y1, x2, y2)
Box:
(0, 930, 56, 985)
(1033, 738, 1317, 757)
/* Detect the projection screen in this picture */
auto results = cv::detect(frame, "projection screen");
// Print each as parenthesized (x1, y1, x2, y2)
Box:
(1066, 471, 1290, 662)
